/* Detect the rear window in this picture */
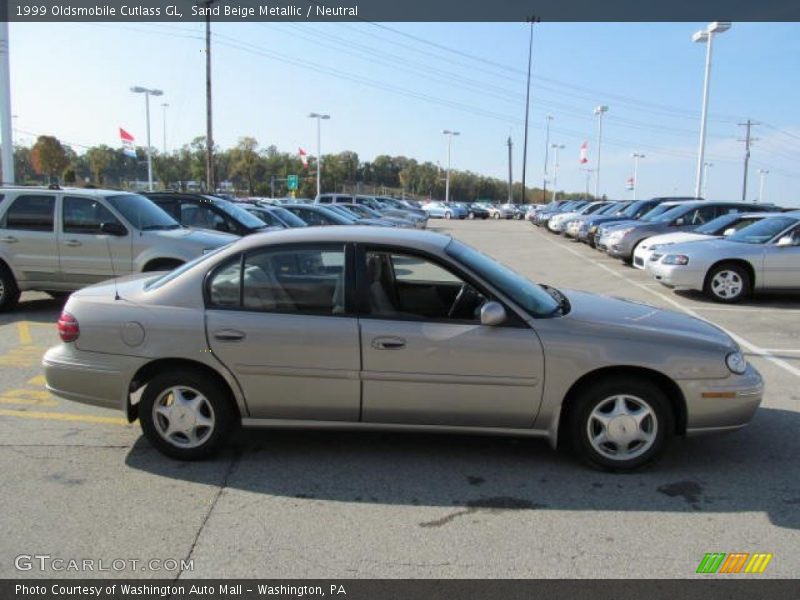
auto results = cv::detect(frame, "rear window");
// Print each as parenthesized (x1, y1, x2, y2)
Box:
(2, 194, 55, 231)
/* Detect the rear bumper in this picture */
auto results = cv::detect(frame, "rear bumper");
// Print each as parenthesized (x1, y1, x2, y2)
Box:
(679, 364, 764, 433)
(43, 344, 146, 412)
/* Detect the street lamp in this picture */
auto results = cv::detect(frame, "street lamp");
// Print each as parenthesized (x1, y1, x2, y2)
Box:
(631, 152, 645, 201)
(308, 112, 330, 198)
(593, 105, 608, 198)
(542, 115, 553, 202)
(702, 161, 714, 198)
(692, 21, 731, 198)
(550, 143, 564, 202)
(442, 130, 460, 203)
(757, 169, 769, 204)
(160, 103, 169, 155)
(130, 86, 163, 191)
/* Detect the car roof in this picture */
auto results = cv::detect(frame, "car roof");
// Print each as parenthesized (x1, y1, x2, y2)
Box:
(220, 225, 453, 254)
(0, 186, 134, 198)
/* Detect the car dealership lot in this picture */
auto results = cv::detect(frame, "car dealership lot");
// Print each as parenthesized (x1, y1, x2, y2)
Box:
(0, 219, 798, 579)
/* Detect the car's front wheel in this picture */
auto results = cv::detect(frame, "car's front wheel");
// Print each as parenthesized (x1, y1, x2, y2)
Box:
(0, 265, 21, 313)
(568, 377, 672, 471)
(139, 369, 237, 460)
(704, 263, 751, 303)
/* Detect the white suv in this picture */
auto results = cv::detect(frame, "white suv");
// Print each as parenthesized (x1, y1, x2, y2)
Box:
(0, 186, 237, 311)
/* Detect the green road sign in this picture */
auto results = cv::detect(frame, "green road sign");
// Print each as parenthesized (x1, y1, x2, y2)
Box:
(287, 175, 299, 190)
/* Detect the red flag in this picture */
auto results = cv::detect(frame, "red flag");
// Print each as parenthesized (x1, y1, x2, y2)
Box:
(580, 141, 589, 164)
(120, 128, 136, 158)
(298, 147, 309, 169)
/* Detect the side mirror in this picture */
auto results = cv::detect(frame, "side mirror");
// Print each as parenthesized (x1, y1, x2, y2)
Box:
(480, 301, 507, 326)
(100, 222, 127, 236)
(673, 217, 685, 227)
(722, 228, 736, 237)
(776, 236, 794, 248)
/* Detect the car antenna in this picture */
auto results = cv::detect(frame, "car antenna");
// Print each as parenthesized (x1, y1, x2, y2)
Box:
(103, 230, 121, 301)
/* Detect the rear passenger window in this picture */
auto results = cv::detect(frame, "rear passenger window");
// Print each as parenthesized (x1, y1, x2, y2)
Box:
(2, 195, 55, 231)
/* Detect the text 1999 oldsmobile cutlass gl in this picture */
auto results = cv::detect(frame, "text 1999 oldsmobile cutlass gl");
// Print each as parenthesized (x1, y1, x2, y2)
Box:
(44, 227, 763, 471)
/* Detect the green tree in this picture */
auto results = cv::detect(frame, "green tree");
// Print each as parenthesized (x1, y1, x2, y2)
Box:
(229, 137, 261, 195)
(86, 145, 115, 184)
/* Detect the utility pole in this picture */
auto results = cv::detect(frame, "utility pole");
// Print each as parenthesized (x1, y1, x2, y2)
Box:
(542, 115, 552, 205)
(702, 161, 713, 198)
(507, 136, 513, 204)
(0, 21, 14, 184)
(738, 119, 758, 202)
(161, 102, 169, 155)
(550, 143, 564, 203)
(205, 0, 215, 193)
(631, 152, 645, 201)
(442, 130, 460, 203)
(593, 105, 608, 198)
(520, 17, 538, 205)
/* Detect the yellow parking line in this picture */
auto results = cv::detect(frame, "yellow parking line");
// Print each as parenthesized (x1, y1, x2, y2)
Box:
(0, 408, 132, 426)
(27, 375, 47, 386)
(0, 397, 58, 407)
(17, 322, 33, 345)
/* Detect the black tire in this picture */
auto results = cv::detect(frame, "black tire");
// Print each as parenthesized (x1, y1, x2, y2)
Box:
(0, 265, 21, 313)
(704, 262, 751, 303)
(139, 369, 237, 460)
(444, 211, 452, 220)
(568, 377, 673, 472)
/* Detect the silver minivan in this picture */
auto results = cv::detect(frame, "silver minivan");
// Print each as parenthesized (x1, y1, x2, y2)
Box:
(0, 186, 237, 311)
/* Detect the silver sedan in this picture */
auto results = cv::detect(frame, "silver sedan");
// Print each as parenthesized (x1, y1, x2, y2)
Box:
(44, 227, 763, 471)
(647, 212, 800, 302)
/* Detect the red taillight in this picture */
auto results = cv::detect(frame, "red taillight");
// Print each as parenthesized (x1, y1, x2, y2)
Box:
(57, 311, 79, 343)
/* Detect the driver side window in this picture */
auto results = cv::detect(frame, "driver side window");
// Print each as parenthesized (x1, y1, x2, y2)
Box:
(364, 250, 484, 322)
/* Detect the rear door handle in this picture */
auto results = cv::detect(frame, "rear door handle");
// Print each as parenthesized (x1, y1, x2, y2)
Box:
(213, 329, 246, 342)
(64, 239, 82, 247)
(0, 236, 17, 244)
(371, 336, 406, 350)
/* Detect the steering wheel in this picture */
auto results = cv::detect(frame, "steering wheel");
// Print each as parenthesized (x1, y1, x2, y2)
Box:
(448, 284, 479, 319)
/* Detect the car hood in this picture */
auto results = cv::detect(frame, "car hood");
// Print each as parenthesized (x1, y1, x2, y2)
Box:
(640, 232, 714, 249)
(153, 227, 239, 246)
(561, 289, 735, 351)
(659, 238, 760, 257)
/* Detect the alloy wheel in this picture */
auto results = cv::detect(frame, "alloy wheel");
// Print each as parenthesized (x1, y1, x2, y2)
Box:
(152, 386, 216, 449)
(711, 270, 744, 300)
(586, 394, 657, 461)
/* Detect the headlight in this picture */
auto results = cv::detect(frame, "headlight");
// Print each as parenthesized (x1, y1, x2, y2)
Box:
(662, 254, 689, 265)
(726, 351, 747, 374)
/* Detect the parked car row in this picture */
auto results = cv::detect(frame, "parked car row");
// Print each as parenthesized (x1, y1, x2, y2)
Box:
(421, 201, 526, 220)
(533, 195, 799, 303)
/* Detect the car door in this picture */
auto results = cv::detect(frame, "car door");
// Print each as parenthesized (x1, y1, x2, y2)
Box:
(58, 196, 134, 285)
(761, 224, 800, 289)
(357, 248, 545, 428)
(205, 242, 361, 421)
(0, 194, 59, 287)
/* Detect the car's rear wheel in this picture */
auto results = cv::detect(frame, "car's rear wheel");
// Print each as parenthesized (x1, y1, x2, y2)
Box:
(139, 369, 237, 460)
(0, 265, 21, 313)
(704, 263, 751, 303)
(568, 377, 672, 471)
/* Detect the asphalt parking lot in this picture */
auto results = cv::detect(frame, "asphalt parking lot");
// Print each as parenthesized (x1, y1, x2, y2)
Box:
(1, 219, 798, 579)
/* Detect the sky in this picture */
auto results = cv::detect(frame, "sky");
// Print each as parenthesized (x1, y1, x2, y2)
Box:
(6, 21, 800, 207)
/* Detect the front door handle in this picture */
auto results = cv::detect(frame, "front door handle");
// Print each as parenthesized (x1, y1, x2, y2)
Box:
(213, 329, 246, 342)
(371, 336, 406, 350)
(0, 236, 17, 244)
(64, 239, 82, 247)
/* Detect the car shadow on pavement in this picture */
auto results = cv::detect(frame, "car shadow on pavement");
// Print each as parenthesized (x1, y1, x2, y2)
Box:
(125, 406, 800, 530)
(674, 289, 800, 309)
(0, 295, 65, 326)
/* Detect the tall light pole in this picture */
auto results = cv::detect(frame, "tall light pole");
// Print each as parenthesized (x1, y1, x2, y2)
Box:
(160, 102, 169, 155)
(702, 161, 713, 198)
(442, 129, 460, 203)
(582, 168, 595, 199)
(0, 21, 14, 184)
(204, 0, 215, 193)
(521, 17, 538, 205)
(542, 115, 553, 203)
(550, 143, 564, 203)
(692, 21, 731, 198)
(308, 113, 330, 198)
(631, 152, 645, 201)
(757, 169, 768, 204)
(130, 86, 163, 191)
(593, 105, 608, 198)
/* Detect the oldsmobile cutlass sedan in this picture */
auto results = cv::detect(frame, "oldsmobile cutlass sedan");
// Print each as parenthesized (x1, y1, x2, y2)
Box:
(44, 227, 763, 470)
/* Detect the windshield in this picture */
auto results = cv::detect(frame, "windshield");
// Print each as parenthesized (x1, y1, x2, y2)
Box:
(446, 240, 559, 317)
(640, 203, 681, 222)
(270, 207, 308, 227)
(107, 194, 180, 230)
(726, 216, 798, 244)
(145, 245, 231, 291)
(327, 205, 361, 221)
(209, 197, 269, 230)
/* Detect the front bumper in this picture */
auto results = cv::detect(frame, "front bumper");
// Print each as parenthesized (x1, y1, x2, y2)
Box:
(679, 364, 764, 433)
(646, 260, 706, 291)
(43, 344, 146, 412)
(632, 246, 654, 269)
(607, 237, 636, 259)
